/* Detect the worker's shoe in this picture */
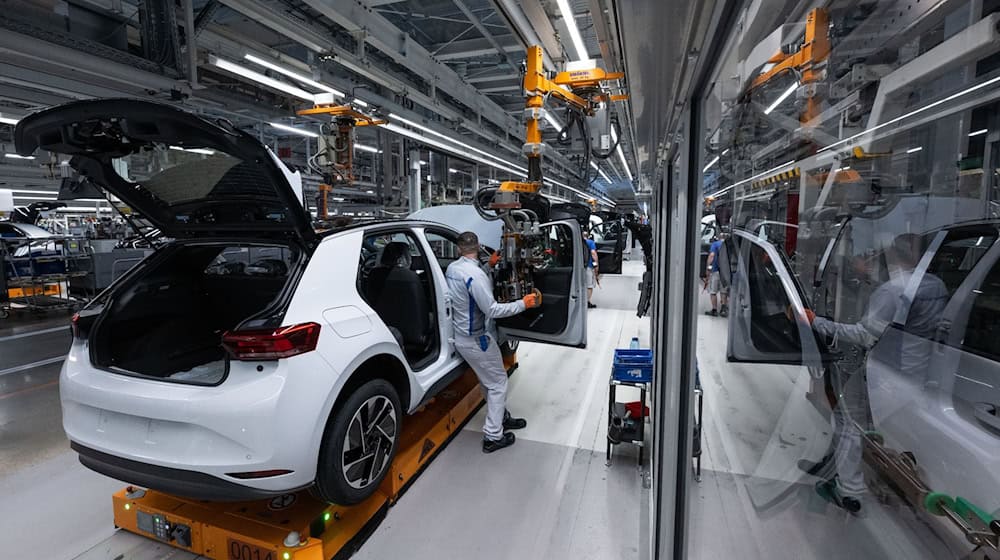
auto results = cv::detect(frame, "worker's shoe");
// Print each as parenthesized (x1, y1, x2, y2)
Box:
(483, 432, 516, 453)
(705, 309, 718, 317)
(719, 304, 729, 317)
(588, 302, 597, 309)
(503, 410, 527, 431)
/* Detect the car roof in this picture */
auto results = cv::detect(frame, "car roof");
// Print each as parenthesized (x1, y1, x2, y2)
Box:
(0, 222, 52, 237)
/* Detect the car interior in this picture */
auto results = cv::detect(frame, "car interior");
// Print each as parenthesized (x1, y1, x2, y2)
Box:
(91, 244, 296, 383)
(357, 231, 439, 370)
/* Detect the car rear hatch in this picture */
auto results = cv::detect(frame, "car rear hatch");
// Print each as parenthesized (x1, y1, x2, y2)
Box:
(14, 99, 316, 246)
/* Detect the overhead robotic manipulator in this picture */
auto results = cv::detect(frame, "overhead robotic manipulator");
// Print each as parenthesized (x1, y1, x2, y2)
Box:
(473, 45, 627, 303)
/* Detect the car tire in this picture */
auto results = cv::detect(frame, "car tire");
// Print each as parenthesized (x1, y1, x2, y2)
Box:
(315, 378, 401, 505)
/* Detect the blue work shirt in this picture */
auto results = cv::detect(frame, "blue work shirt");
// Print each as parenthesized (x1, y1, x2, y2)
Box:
(708, 240, 723, 272)
(445, 256, 525, 338)
(586, 238, 597, 269)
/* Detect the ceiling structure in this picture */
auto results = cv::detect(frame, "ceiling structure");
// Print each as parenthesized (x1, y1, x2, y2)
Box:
(0, 0, 638, 212)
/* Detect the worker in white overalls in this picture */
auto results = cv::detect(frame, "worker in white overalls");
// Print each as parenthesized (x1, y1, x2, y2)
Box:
(446, 231, 541, 453)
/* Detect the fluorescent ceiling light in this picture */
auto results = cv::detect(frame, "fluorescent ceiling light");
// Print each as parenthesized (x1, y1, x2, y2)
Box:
(13, 195, 58, 200)
(389, 113, 528, 174)
(544, 111, 562, 130)
(764, 82, 798, 115)
(554, 0, 588, 61)
(354, 144, 381, 153)
(820, 74, 1000, 154)
(590, 161, 611, 182)
(353, 99, 369, 108)
(0, 116, 18, 125)
(969, 128, 988, 137)
(4, 153, 34, 160)
(703, 155, 720, 173)
(244, 53, 344, 97)
(169, 146, 215, 155)
(449, 168, 458, 173)
(381, 122, 523, 175)
(906, 146, 923, 154)
(609, 126, 633, 183)
(835, 166, 851, 172)
(210, 56, 315, 101)
(332, 197, 345, 202)
(13, 189, 58, 195)
(269, 122, 319, 138)
(419, 160, 428, 166)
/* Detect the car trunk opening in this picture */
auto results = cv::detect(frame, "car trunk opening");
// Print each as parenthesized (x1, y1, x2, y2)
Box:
(90, 242, 301, 384)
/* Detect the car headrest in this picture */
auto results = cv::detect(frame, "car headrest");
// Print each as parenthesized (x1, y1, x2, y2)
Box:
(377, 241, 412, 269)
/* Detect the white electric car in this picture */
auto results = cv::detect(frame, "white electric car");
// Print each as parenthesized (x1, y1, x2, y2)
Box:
(15, 99, 588, 505)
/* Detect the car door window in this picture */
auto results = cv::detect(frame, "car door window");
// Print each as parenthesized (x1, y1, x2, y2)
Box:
(424, 231, 460, 273)
(357, 230, 438, 369)
(960, 258, 1000, 361)
(926, 228, 998, 298)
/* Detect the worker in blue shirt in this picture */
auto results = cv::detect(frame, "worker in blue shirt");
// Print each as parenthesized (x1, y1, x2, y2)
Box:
(585, 231, 599, 308)
(446, 231, 541, 453)
(705, 233, 728, 316)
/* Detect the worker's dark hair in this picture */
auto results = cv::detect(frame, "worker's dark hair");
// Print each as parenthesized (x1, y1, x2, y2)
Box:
(457, 231, 479, 254)
(891, 233, 923, 267)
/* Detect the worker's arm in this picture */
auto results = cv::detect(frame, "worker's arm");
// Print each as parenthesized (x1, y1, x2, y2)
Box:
(810, 283, 898, 348)
(706, 251, 716, 270)
(466, 269, 526, 319)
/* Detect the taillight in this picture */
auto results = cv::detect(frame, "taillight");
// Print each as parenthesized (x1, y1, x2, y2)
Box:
(71, 311, 97, 340)
(222, 322, 321, 361)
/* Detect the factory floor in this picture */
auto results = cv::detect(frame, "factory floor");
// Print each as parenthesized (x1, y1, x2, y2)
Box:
(0, 258, 650, 560)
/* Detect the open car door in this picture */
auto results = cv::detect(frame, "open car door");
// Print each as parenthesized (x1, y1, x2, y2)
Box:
(722, 229, 835, 365)
(497, 220, 587, 348)
(591, 219, 625, 274)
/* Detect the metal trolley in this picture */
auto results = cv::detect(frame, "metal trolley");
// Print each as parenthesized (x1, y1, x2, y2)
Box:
(1, 234, 92, 317)
(606, 347, 653, 466)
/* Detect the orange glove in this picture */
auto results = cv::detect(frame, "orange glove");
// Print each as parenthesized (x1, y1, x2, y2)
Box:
(522, 289, 542, 309)
(786, 305, 816, 324)
(489, 251, 501, 267)
(804, 308, 816, 324)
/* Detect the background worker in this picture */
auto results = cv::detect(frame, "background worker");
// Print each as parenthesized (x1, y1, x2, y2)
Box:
(585, 231, 599, 308)
(446, 231, 542, 453)
(705, 232, 728, 316)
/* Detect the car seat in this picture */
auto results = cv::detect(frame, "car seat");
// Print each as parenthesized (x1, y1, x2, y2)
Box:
(368, 242, 433, 358)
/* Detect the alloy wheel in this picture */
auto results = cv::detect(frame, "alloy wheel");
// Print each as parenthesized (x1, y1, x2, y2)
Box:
(341, 395, 398, 490)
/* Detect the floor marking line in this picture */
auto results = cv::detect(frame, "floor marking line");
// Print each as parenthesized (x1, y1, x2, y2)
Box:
(0, 379, 59, 400)
(0, 356, 65, 377)
(0, 326, 68, 342)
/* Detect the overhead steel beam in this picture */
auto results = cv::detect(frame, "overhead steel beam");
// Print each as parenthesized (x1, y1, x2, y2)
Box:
(465, 71, 520, 83)
(448, 0, 518, 68)
(433, 37, 522, 61)
(295, 0, 519, 133)
(0, 28, 189, 97)
(491, 0, 559, 68)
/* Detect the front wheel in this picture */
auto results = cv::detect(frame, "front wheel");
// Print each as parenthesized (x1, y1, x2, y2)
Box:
(315, 379, 401, 505)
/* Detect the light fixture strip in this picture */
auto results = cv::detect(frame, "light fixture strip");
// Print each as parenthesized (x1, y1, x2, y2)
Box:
(764, 82, 798, 115)
(243, 54, 345, 97)
(210, 56, 315, 101)
(269, 122, 319, 138)
(554, 0, 588, 61)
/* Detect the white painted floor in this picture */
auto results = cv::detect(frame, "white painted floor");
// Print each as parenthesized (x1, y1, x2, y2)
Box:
(0, 258, 651, 560)
(687, 289, 972, 560)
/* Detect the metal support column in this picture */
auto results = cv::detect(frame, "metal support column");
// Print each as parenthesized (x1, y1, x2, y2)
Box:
(183, 0, 198, 85)
(408, 148, 422, 214)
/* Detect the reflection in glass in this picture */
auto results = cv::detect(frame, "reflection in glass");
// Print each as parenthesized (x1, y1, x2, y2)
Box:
(693, 1, 1000, 558)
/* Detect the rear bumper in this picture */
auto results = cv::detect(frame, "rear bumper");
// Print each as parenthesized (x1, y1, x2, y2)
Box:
(72, 442, 306, 501)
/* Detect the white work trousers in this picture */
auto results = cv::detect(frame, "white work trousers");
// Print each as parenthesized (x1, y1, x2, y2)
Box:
(454, 333, 507, 441)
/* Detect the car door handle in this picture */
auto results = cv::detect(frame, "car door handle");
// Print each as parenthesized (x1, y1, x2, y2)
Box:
(973, 402, 1000, 434)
